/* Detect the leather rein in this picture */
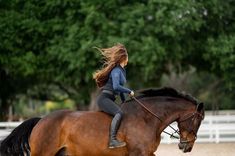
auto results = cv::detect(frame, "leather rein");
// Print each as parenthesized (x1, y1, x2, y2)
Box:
(131, 96, 203, 142)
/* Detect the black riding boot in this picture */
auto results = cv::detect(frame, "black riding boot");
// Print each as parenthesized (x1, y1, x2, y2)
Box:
(109, 113, 126, 148)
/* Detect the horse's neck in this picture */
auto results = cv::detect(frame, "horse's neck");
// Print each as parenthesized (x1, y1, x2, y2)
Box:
(123, 97, 193, 135)
(154, 98, 194, 134)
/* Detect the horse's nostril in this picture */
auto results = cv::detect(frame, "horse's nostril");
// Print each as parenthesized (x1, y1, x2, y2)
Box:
(183, 145, 193, 153)
(188, 147, 192, 152)
(178, 143, 184, 150)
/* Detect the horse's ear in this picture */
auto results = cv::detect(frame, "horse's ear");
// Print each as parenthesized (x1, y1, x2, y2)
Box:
(197, 102, 204, 112)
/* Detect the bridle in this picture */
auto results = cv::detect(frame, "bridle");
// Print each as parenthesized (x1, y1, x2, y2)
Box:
(178, 111, 204, 143)
(131, 96, 204, 143)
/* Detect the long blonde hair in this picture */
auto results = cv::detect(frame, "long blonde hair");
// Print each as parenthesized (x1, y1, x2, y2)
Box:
(93, 43, 128, 88)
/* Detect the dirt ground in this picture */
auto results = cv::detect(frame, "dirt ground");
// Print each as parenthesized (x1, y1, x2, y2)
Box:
(154, 143, 235, 156)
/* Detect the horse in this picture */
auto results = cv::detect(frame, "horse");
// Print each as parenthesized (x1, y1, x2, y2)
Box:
(0, 87, 205, 156)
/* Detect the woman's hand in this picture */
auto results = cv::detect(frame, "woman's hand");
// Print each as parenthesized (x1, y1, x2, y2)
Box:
(129, 91, 135, 97)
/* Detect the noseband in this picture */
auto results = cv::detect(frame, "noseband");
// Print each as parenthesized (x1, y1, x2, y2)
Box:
(132, 96, 204, 142)
(178, 111, 204, 143)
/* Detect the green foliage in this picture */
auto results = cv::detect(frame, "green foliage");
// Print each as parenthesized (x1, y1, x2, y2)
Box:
(39, 99, 75, 114)
(205, 35, 235, 88)
(161, 68, 235, 110)
(0, 0, 235, 119)
(13, 96, 75, 118)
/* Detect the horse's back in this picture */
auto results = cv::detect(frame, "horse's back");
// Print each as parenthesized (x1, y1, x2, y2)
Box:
(30, 110, 127, 156)
(63, 111, 127, 155)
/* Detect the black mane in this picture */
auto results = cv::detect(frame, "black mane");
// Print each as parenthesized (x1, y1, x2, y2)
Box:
(136, 87, 199, 105)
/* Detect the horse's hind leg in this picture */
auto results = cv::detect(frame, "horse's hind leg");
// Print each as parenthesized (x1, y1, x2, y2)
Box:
(30, 127, 61, 156)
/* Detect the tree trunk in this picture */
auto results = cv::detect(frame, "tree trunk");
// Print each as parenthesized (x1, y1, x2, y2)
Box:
(0, 97, 10, 121)
(88, 89, 99, 111)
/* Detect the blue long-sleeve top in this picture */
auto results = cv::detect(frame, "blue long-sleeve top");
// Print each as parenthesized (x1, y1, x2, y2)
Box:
(102, 65, 132, 102)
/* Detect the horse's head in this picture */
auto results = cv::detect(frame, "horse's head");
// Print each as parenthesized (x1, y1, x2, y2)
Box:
(177, 102, 204, 152)
(131, 87, 205, 153)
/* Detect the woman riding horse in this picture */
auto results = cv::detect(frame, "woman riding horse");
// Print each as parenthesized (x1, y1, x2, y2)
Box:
(93, 43, 134, 148)
(0, 87, 205, 156)
(0, 44, 205, 156)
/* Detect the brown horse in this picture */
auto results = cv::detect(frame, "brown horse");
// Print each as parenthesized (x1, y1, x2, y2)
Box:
(0, 87, 204, 156)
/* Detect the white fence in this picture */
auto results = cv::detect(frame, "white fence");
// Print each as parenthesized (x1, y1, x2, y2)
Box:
(0, 121, 22, 141)
(1, 114, 235, 143)
(161, 115, 235, 144)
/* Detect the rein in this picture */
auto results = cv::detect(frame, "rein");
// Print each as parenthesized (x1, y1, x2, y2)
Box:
(132, 96, 180, 139)
(131, 96, 204, 143)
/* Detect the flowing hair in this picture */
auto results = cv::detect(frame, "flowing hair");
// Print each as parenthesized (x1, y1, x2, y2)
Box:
(93, 43, 128, 88)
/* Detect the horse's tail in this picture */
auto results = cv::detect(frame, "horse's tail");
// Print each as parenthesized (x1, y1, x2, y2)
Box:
(0, 117, 41, 156)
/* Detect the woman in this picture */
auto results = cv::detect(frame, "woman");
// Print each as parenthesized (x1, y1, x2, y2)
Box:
(93, 43, 134, 149)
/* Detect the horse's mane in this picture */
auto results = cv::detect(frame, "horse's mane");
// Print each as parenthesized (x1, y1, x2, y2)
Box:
(135, 87, 199, 105)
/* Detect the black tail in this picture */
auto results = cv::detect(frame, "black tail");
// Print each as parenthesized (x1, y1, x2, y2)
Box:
(0, 117, 41, 156)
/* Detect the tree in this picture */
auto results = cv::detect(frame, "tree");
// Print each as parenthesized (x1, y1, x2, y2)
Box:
(0, 0, 234, 120)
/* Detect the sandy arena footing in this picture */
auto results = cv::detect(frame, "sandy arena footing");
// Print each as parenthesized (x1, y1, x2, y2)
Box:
(155, 143, 235, 156)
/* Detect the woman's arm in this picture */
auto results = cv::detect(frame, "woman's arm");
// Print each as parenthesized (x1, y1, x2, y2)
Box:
(120, 93, 126, 103)
(111, 69, 132, 94)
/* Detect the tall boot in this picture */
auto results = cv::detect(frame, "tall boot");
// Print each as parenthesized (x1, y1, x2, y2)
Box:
(109, 113, 126, 148)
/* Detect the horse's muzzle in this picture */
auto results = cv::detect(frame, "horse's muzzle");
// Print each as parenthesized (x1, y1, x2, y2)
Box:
(178, 142, 193, 153)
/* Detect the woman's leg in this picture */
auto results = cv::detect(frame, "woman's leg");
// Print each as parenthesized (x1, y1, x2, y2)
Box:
(97, 93, 126, 148)
(109, 112, 126, 148)
(97, 93, 122, 116)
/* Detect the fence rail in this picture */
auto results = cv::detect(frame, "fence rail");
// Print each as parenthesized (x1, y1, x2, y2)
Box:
(1, 114, 235, 143)
(161, 115, 235, 144)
